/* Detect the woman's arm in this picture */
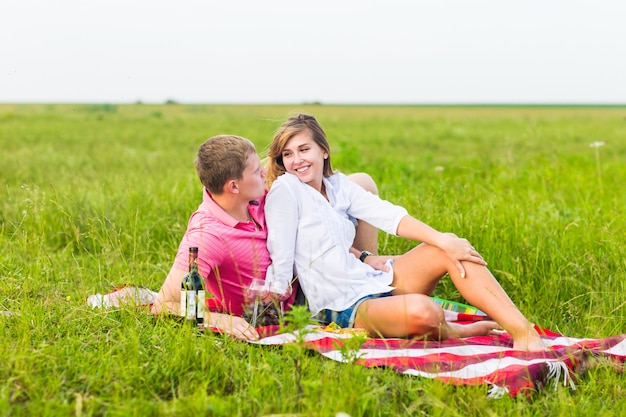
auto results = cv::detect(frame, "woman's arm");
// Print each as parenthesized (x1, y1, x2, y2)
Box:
(342, 175, 407, 235)
(265, 178, 300, 285)
(341, 174, 485, 277)
(396, 215, 486, 277)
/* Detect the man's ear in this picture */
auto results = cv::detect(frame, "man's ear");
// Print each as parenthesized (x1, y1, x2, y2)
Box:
(225, 179, 239, 194)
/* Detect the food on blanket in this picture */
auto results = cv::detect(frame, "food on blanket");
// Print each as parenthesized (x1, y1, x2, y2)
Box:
(316, 322, 369, 337)
(338, 328, 368, 336)
(321, 322, 341, 332)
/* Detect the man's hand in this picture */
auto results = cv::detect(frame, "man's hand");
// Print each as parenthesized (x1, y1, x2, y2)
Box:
(207, 313, 260, 341)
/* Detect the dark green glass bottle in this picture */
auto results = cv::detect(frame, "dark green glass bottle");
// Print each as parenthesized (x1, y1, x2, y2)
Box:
(181, 247, 205, 326)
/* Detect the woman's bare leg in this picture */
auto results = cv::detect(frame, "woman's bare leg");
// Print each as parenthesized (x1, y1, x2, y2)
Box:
(451, 261, 546, 351)
(347, 172, 379, 255)
(354, 294, 500, 339)
(390, 244, 546, 351)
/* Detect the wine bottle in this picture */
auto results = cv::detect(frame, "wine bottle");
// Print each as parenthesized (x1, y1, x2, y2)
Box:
(180, 266, 188, 318)
(190, 248, 205, 326)
(182, 247, 205, 326)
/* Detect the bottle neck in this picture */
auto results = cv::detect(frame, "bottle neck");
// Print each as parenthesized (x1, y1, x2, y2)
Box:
(188, 249, 199, 272)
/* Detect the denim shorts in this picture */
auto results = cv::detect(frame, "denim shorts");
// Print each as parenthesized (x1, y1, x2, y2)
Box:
(315, 291, 393, 328)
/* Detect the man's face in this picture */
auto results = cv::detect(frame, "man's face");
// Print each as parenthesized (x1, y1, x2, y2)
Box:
(237, 152, 267, 201)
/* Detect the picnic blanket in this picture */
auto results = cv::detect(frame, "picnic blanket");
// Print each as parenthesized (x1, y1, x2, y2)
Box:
(88, 286, 626, 398)
(248, 321, 625, 398)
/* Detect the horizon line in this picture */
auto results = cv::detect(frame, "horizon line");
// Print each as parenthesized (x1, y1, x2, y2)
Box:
(1, 101, 626, 107)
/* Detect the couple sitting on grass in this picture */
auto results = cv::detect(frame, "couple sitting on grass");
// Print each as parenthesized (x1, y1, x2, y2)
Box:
(151, 113, 546, 352)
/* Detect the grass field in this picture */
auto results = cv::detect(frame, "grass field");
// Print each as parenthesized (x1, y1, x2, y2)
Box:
(1, 104, 625, 416)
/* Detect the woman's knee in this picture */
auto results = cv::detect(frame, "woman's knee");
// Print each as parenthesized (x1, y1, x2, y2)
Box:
(420, 243, 458, 271)
(390, 246, 452, 294)
(403, 295, 445, 332)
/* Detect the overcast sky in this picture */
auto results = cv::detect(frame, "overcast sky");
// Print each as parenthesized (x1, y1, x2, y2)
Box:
(2, 0, 625, 104)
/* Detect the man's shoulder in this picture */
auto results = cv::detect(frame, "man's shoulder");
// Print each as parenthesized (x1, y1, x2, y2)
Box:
(188, 206, 220, 226)
(185, 208, 232, 243)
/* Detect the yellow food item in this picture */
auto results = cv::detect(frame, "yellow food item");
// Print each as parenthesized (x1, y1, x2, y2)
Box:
(322, 322, 341, 332)
(316, 322, 368, 337)
(338, 328, 368, 337)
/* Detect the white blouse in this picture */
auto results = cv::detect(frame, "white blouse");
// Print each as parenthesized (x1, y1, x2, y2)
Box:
(264, 172, 408, 315)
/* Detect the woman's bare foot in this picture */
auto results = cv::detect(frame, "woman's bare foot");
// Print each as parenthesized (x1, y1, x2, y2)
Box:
(448, 321, 547, 352)
(448, 320, 502, 338)
(511, 326, 547, 352)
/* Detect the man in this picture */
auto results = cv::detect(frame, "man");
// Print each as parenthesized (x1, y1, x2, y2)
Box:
(151, 135, 381, 340)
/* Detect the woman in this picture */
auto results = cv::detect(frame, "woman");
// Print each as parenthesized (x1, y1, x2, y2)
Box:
(264, 114, 545, 352)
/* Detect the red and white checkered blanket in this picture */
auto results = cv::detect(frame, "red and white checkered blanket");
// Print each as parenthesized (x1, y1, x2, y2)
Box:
(87, 286, 626, 397)
(248, 321, 626, 398)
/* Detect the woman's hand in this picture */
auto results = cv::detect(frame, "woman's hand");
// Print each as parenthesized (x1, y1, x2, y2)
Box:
(364, 255, 398, 272)
(439, 233, 486, 278)
(395, 216, 487, 278)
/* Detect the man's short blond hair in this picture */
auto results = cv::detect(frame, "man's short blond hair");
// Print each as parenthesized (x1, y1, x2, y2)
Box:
(195, 135, 256, 195)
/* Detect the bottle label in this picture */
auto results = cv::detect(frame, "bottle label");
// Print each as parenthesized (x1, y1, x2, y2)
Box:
(197, 290, 205, 320)
(180, 290, 187, 317)
(186, 290, 197, 320)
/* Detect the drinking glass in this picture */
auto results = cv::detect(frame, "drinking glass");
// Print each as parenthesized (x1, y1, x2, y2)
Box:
(246, 279, 268, 328)
(269, 280, 293, 319)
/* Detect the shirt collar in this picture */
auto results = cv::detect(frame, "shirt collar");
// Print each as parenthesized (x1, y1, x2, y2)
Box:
(200, 188, 266, 228)
(322, 176, 336, 204)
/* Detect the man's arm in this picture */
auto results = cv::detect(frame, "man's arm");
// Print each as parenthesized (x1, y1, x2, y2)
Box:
(204, 312, 260, 341)
(151, 265, 261, 340)
(150, 266, 186, 316)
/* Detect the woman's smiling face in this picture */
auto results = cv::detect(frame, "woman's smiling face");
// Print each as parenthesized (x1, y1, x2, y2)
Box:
(280, 130, 328, 192)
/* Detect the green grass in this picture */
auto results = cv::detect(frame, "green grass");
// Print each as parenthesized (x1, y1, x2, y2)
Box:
(1, 104, 625, 416)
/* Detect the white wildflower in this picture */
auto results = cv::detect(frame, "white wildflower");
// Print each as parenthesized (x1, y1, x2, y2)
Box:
(589, 141, 605, 148)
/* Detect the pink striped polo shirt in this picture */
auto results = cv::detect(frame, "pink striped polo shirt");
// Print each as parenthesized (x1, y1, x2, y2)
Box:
(174, 189, 295, 316)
